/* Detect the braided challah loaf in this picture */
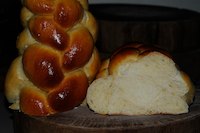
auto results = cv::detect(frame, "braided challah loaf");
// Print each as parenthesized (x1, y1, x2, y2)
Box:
(5, 0, 100, 116)
(87, 43, 195, 115)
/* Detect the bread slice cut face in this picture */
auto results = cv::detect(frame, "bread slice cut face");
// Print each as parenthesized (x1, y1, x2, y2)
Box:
(86, 49, 194, 115)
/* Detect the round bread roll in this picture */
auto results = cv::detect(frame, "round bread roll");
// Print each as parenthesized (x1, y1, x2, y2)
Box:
(87, 43, 195, 115)
(5, 0, 100, 116)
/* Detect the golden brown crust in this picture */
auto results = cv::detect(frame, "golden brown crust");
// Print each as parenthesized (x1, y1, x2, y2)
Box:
(109, 47, 139, 75)
(82, 11, 99, 42)
(29, 16, 70, 50)
(97, 43, 172, 78)
(180, 71, 195, 104)
(20, 87, 55, 116)
(54, 0, 83, 28)
(20, 7, 33, 27)
(96, 59, 110, 79)
(17, 29, 36, 54)
(22, 45, 64, 90)
(5, 57, 31, 105)
(24, 0, 54, 14)
(48, 71, 88, 112)
(63, 27, 94, 71)
(83, 47, 101, 83)
(5, 0, 100, 116)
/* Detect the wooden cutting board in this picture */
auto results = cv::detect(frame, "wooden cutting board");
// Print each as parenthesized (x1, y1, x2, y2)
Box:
(14, 89, 200, 133)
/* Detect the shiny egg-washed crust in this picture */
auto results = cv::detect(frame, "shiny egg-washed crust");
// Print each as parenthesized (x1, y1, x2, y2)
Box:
(96, 43, 195, 105)
(5, 0, 100, 116)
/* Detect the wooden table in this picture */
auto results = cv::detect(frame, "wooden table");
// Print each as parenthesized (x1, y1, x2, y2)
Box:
(14, 89, 200, 133)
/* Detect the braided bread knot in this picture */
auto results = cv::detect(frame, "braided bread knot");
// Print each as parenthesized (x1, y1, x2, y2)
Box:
(5, 0, 100, 116)
(96, 43, 171, 78)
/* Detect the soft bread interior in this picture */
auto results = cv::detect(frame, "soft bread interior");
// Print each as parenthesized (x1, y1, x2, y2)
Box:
(86, 52, 192, 115)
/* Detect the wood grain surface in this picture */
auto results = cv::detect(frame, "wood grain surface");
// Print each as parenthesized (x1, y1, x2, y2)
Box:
(14, 89, 200, 133)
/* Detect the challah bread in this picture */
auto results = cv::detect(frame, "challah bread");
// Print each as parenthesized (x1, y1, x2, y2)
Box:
(87, 43, 195, 115)
(5, 0, 100, 116)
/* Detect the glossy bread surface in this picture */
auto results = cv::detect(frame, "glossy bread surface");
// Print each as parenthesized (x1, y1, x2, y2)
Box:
(5, 0, 100, 116)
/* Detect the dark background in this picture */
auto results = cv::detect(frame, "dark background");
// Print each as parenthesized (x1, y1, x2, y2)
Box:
(0, 0, 21, 73)
(0, 1, 200, 133)
(0, 1, 21, 133)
